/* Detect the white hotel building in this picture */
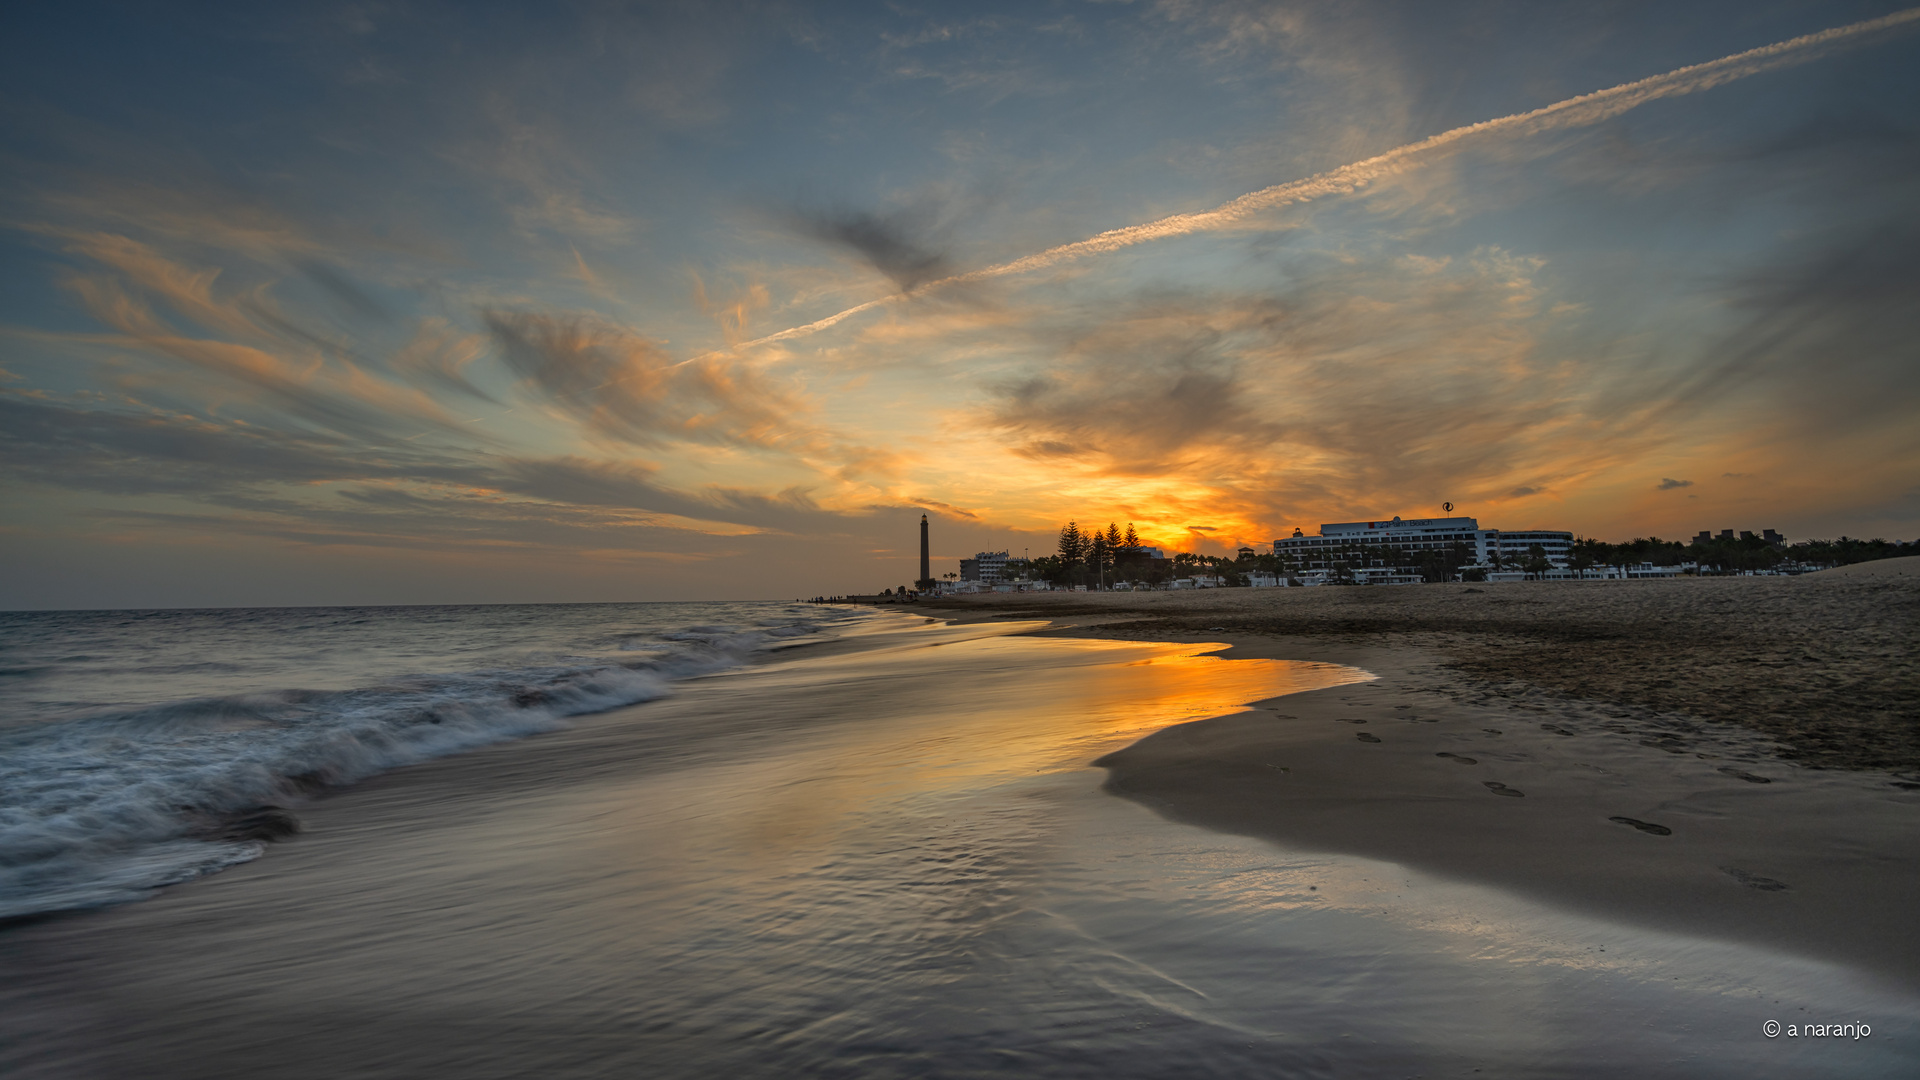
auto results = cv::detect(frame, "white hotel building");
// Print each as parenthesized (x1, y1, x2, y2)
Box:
(1272, 516, 1573, 583)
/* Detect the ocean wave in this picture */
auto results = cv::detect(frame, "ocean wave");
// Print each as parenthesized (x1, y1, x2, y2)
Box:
(0, 616, 839, 919)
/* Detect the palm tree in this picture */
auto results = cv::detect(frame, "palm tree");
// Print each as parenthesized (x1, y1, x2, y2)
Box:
(1524, 543, 1551, 580)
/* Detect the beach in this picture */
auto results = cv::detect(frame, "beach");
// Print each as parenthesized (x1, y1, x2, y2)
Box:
(1, 594, 1915, 1076)
(913, 563, 1920, 990)
(923, 560, 1920, 773)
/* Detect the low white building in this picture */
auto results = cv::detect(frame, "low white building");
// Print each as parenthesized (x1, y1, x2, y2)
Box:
(1273, 515, 1574, 581)
(960, 550, 1028, 583)
(1542, 562, 1683, 580)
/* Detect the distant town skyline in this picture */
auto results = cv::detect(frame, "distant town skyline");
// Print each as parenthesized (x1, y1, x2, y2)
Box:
(3, 2, 1916, 608)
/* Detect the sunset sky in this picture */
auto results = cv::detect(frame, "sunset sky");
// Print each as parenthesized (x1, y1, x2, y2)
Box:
(3, 1, 1917, 607)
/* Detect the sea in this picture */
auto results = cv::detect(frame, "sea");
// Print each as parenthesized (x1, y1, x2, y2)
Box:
(0, 602, 1913, 1078)
(0, 602, 861, 919)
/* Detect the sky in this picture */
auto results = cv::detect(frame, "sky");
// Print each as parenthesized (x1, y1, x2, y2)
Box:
(2, 1, 1917, 607)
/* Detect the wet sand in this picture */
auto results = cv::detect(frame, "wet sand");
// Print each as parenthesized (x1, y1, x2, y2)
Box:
(908, 567, 1920, 991)
(2, 621, 1407, 1079)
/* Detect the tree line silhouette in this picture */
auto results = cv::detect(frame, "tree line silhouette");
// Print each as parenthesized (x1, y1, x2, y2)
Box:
(1013, 522, 1916, 589)
(1570, 534, 1917, 575)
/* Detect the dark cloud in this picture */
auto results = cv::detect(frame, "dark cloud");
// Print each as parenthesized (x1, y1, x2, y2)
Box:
(1713, 221, 1920, 429)
(1627, 218, 1920, 453)
(1725, 111, 1920, 197)
(987, 299, 1284, 472)
(54, 234, 477, 447)
(0, 394, 437, 496)
(1657, 478, 1693, 490)
(977, 252, 1615, 517)
(486, 309, 812, 450)
(0, 395, 864, 538)
(294, 259, 392, 324)
(1561, 104, 1920, 448)
(1015, 439, 1082, 459)
(906, 498, 978, 519)
(388, 320, 498, 404)
(788, 207, 951, 293)
(492, 457, 843, 534)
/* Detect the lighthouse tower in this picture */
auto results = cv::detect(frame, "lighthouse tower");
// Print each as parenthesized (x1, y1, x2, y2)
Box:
(921, 511, 936, 588)
(918, 514, 932, 590)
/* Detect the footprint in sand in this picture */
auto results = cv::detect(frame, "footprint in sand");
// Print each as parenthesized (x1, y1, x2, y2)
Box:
(1483, 729, 1503, 736)
(1608, 816, 1672, 836)
(1336, 718, 1368, 724)
(1483, 781, 1524, 797)
(1716, 766, 1773, 784)
(1435, 752, 1479, 765)
(1723, 867, 1789, 891)
(1539, 723, 1576, 736)
(1356, 732, 1382, 743)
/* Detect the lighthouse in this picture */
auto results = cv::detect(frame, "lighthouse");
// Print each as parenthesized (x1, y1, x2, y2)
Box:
(918, 513, 931, 590)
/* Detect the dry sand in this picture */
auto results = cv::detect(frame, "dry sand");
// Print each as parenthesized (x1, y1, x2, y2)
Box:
(904, 566, 1920, 989)
(918, 562, 1920, 773)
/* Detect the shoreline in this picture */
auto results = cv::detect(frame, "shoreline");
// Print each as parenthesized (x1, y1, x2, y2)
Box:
(0, 620, 1392, 1077)
(889, 574, 1920, 991)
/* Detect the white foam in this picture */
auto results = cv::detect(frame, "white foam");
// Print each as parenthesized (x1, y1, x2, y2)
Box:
(0, 616, 849, 918)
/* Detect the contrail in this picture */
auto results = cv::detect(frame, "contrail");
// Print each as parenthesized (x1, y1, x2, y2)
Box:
(734, 7, 1920, 352)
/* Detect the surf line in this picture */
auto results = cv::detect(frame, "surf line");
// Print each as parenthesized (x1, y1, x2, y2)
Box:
(726, 6, 1920, 354)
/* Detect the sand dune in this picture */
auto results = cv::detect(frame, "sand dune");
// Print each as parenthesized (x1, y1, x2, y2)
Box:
(1809, 555, 1920, 581)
